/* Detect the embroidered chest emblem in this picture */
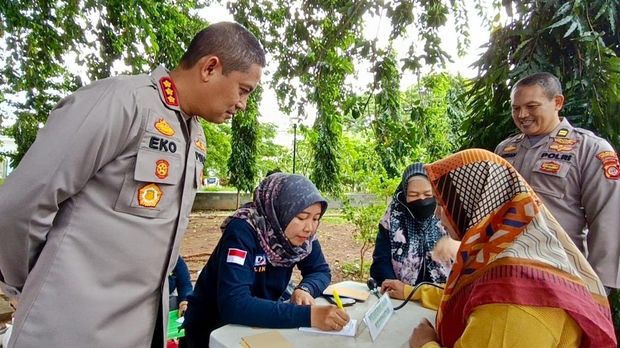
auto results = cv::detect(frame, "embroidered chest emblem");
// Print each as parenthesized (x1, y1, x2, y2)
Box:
(154, 118, 175, 136)
(549, 143, 574, 152)
(553, 138, 577, 145)
(503, 145, 517, 153)
(155, 159, 170, 179)
(138, 183, 163, 207)
(194, 138, 206, 153)
(159, 77, 179, 107)
(540, 161, 561, 174)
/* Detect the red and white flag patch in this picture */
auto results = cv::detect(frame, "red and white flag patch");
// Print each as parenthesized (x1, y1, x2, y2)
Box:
(226, 248, 247, 266)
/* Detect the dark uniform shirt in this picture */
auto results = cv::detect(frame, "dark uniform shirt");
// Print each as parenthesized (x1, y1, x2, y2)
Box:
(184, 218, 331, 346)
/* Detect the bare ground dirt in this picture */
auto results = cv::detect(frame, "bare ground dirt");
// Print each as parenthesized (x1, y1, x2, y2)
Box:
(180, 211, 365, 283)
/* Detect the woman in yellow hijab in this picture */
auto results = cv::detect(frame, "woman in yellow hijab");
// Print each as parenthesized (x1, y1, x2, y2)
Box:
(410, 149, 616, 348)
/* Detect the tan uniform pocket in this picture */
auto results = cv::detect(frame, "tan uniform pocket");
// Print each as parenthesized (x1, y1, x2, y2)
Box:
(531, 159, 571, 199)
(114, 148, 182, 218)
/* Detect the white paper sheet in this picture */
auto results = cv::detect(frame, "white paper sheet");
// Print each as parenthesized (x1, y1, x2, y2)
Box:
(298, 319, 357, 337)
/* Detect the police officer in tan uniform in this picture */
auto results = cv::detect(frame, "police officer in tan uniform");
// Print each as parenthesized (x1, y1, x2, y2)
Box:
(0, 22, 264, 348)
(495, 72, 620, 293)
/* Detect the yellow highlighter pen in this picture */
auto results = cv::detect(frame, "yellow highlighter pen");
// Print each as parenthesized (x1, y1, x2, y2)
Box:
(332, 289, 345, 311)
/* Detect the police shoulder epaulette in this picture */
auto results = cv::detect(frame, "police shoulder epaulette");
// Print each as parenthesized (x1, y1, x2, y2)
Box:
(158, 77, 180, 111)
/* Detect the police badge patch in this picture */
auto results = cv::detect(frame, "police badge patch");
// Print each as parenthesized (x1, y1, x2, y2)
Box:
(138, 183, 163, 207)
(596, 151, 620, 180)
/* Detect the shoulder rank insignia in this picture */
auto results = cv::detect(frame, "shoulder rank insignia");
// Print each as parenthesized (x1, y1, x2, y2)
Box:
(540, 161, 561, 174)
(155, 159, 170, 179)
(138, 183, 163, 207)
(596, 151, 620, 180)
(556, 128, 569, 137)
(503, 145, 517, 153)
(154, 118, 175, 136)
(159, 77, 180, 107)
(194, 138, 207, 153)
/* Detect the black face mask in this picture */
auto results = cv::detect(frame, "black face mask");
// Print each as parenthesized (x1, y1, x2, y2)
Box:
(405, 197, 437, 220)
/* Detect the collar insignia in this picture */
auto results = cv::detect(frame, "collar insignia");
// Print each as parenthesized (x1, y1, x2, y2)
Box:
(556, 128, 569, 137)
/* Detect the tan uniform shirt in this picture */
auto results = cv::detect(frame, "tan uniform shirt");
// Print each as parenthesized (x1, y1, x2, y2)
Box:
(0, 66, 206, 347)
(495, 118, 620, 289)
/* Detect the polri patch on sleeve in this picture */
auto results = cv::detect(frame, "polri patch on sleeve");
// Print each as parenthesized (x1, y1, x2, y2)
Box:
(227, 248, 247, 266)
(596, 151, 620, 180)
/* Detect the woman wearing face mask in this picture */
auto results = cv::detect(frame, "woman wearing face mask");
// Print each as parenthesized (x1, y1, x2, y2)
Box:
(183, 173, 349, 347)
(370, 163, 459, 301)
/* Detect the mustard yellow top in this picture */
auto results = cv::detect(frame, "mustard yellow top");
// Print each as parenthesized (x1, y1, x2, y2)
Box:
(405, 285, 582, 348)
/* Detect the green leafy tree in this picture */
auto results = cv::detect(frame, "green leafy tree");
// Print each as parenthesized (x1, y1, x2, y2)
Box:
(228, 87, 261, 203)
(228, 0, 485, 191)
(342, 201, 386, 279)
(403, 73, 469, 160)
(200, 121, 231, 179)
(256, 122, 288, 178)
(462, 1, 620, 150)
(345, 72, 469, 177)
(372, 49, 404, 177)
(339, 131, 386, 192)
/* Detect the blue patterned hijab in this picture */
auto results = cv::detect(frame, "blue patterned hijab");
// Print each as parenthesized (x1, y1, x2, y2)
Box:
(379, 163, 450, 284)
(221, 173, 327, 267)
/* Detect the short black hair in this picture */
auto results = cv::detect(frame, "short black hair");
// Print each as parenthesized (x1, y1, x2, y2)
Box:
(511, 72, 563, 100)
(180, 22, 266, 74)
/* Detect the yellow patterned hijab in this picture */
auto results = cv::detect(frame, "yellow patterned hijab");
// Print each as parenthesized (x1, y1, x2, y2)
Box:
(425, 149, 615, 348)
